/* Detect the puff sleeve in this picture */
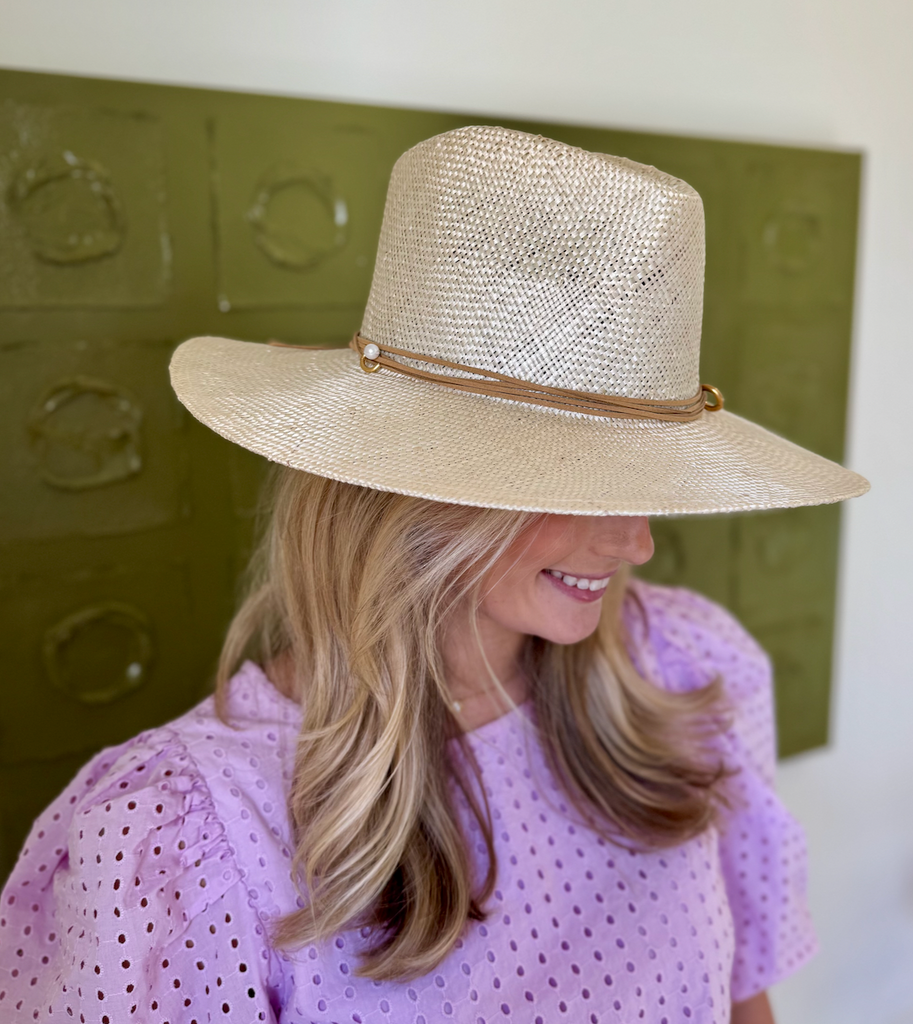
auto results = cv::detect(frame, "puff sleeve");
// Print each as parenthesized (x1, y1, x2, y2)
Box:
(626, 581, 819, 1002)
(0, 731, 280, 1023)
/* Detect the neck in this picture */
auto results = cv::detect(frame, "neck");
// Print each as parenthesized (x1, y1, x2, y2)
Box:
(442, 606, 529, 732)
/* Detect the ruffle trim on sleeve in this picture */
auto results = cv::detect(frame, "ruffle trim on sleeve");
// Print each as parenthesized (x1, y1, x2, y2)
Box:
(56, 728, 244, 958)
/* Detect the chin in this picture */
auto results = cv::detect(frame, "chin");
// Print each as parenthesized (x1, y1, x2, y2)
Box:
(536, 613, 602, 647)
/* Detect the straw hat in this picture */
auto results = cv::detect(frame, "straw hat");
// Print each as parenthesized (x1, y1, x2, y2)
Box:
(170, 126, 869, 515)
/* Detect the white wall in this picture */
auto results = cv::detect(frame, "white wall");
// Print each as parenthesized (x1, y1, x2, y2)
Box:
(3, 2, 911, 1020)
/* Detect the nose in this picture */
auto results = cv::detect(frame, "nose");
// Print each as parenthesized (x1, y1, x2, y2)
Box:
(592, 515, 654, 566)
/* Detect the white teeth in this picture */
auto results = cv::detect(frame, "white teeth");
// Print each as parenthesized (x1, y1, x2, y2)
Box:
(546, 569, 610, 591)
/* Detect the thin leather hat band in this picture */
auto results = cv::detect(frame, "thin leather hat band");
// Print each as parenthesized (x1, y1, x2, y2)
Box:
(347, 335, 724, 421)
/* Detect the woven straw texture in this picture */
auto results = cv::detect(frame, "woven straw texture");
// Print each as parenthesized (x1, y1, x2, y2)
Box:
(170, 126, 868, 515)
(362, 128, 704, 401)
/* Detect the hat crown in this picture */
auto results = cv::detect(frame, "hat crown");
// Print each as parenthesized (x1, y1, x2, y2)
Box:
(362, 125, 705, 402)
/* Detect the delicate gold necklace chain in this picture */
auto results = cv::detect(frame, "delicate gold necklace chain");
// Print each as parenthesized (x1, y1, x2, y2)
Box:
(448, 672, 529, 714)
(449, 685, 497, 714)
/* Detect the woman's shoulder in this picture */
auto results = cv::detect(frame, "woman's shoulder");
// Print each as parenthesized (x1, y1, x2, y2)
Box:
(64, 662, 292, 831)
(624, 578, 771, 698)
(625, 579, 778, 789)
(51, 660, 298, 815)
(6, 660, 295, 896)
(0, 661, 298, 1018)
(625, 577, 768, 659)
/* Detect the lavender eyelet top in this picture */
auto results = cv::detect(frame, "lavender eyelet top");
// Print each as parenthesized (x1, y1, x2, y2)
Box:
(0, 582, 816, 1023)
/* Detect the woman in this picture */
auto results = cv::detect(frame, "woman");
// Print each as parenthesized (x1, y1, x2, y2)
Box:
(0, 126, 868, 1023)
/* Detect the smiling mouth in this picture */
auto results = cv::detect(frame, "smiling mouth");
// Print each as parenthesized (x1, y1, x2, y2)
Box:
(544, 568, 613, 593)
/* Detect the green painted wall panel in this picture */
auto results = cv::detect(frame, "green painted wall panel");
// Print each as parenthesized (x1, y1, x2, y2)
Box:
(0, 100, 169, 307)
(0, 67, 861, 884)
(0, 338, 188, 537)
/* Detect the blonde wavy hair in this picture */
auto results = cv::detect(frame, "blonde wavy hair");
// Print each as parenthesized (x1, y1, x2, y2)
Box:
(217, 468, 726, 981)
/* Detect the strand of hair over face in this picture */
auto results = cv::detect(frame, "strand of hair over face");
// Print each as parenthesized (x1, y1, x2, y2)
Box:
(216, 470, 728, 981)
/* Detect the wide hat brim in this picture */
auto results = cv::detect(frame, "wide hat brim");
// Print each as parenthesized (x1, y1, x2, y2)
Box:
(170, 337, 869, 517)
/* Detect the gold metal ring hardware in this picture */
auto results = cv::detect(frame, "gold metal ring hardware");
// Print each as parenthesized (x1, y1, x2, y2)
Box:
(701, 384, 724, 411)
